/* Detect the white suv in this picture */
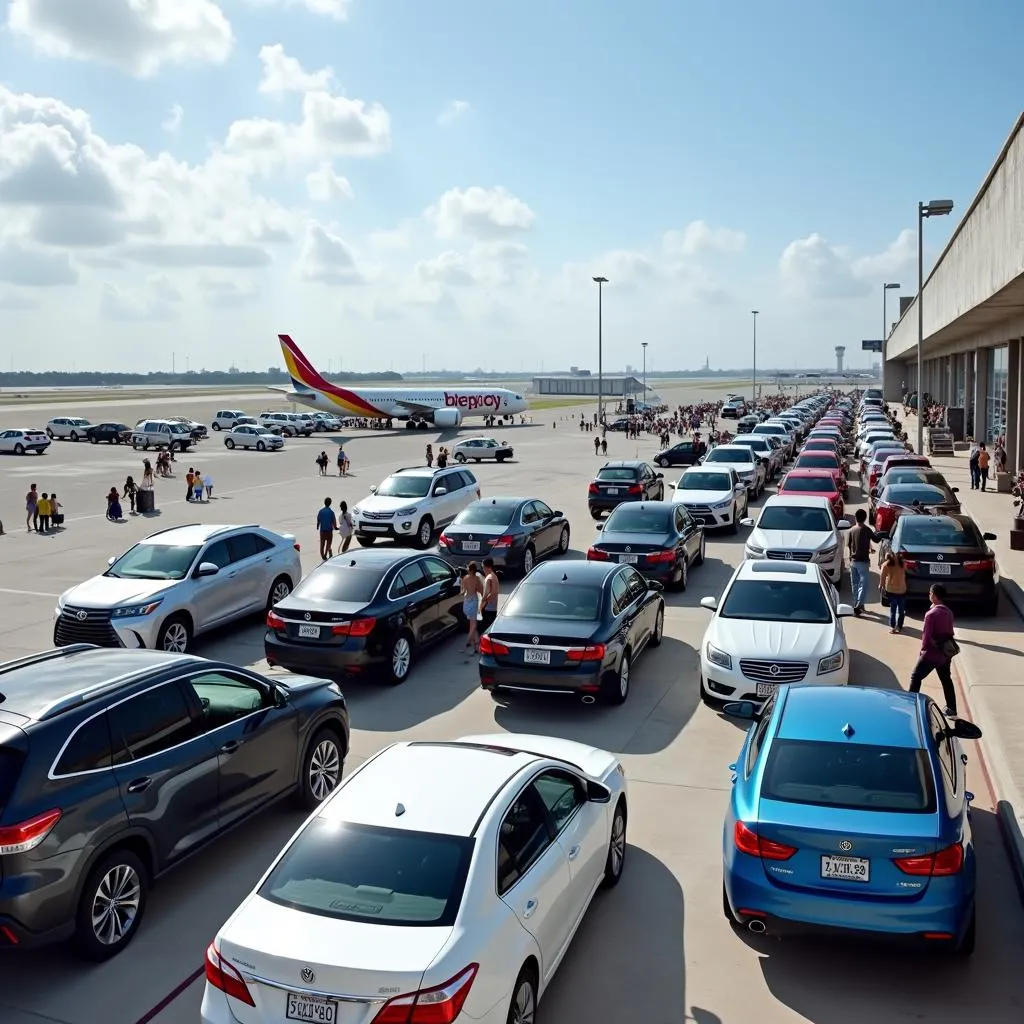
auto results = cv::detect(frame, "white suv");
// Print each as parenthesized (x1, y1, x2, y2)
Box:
(259, 412, 313, 437)
(353, 466, 481, 549)
(212, 409, 248, 431)
(46, 417, 93, 441)
(131, 419, 196, 452)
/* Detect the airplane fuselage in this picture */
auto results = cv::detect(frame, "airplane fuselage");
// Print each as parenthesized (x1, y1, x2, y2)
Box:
(289, 386, 528, 419)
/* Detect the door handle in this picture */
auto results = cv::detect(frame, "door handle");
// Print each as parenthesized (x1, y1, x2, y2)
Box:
(522, 898, 538, 919)
(220, 740, 241, 754)
(567, 844, 581, 861)
(126, 777, 152, 794)
(227, 572, 237, 578)
(264, 556, 273, 563)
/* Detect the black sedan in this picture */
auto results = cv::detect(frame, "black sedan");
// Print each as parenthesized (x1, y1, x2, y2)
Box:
(588, 460, 665, 519)
(437, 496, 570, 575)
(479, 560, 665, 705)
(872, 480, 961, 535)
(266, 549, 464, 684)
(878, 514, 999, 614)
(587, 501, 704, 590)
(653, 440, 706, 468)
(86, 422, 132, 444)
(870, 467, 953, 518)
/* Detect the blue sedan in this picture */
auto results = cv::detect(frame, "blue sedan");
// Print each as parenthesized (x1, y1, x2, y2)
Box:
(721, 685, 981, 954)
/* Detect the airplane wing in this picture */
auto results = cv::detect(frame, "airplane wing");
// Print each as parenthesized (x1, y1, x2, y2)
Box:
(391, 398, 435, 416)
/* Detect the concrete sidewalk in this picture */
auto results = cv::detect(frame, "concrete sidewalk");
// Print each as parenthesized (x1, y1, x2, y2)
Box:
(903, 412, 1024, 895)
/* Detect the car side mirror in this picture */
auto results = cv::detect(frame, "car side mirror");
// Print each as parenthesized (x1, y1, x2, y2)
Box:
(983, 532, 997, 541)
(107, 556, 116, 566)
(700, 596, 717, 611)
(647, 580, 664, 592)
(434, 487, 447, 496)
(876, 530, 890, 541)
(586, 779, 612, 803)
(836, 603, 855, 617)
(869, 487, 879, 498)
(722, 700, 758, 720)
(552, 510, 562, 518)
(369, 484, 378, 493)
(951, 487, 960, 493)
(594, 523, 603, 531)
(837, 520, 851, 529)
(195, 561, 220, 577)
(950, 719, 983, 741)
(272, 685, 289, 708)
(655, 472, 664, 479)
(739, 518, 754, 527)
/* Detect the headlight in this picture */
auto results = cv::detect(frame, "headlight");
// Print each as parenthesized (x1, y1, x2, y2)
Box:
(817, 649, 845, 674)
(745, 544, 765, 557)
(712, 496, 733, 508)
(352, 506, 361, 516)
(395, 506, 418, 516)
(112, 600, 163, 618)
(706, 643, 732, 670)
(815, 545, 838, 562)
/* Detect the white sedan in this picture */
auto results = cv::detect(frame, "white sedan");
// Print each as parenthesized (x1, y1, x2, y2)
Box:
(452, 437, 514, 462)
(0, 428, 51, 454)
(201, 734, 627, 1024)
(223, 424, 284, 451)
(698, 559, 852, 708)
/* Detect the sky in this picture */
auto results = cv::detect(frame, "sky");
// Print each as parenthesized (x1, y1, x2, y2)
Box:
(0, 0, 1022, 376)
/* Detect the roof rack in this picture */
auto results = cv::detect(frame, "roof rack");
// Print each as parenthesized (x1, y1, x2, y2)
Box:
(0, 645, 96, 679)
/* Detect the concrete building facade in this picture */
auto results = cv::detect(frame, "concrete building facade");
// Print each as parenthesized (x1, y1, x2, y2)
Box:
(885, 113, 1024, 470)
(531, 375, 646, 396)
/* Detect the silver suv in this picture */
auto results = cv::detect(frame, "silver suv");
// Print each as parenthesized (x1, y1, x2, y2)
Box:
(131, 419, 196, 452)
(353, 466, 481, 548)
(259, 412, 313, 437)
(46, 416, 93, 441)
(53, 524, 302, 652)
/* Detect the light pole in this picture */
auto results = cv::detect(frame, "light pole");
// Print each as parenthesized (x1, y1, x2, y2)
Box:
(641, 342, 648, 403)
(916, 200, 954, 454)
(593, 275, 607, 424)
(751, 310, 759, 406)
(882, 282, 900, 391)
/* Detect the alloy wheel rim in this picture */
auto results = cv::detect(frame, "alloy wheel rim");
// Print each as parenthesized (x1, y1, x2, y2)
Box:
(393, 637, 411, 677)
(419, 522, 431, 546)
(271, 581, 291, 604)
(309, 739, 341, 801)
(610, 810, 626, 875)
(656, 608, 664, 641)
(512, 980, 536, 1024)
(91, 863, 141, 945)
(560, 527, 569, 551)
(163, 622, 188, 652)
(619, 658, 629, 698)
(524, 549, 534, 573)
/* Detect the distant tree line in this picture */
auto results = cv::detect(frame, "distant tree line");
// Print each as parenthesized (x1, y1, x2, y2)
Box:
(0, 368, 404, 388)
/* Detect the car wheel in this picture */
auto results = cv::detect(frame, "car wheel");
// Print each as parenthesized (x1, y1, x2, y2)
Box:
(505, 965, 538, 1024)
(454, 452, 466, 462)
(728, 505, 739, 535)
(299, 727, 344, 810)
(356, 534, 377, 547)
(695, 534, 705, 566)
(677, 555, 688, 592)
(212, 423, 221, 431)
(602, 652, 630, 705)
(267, 575, 292, 609)
(657, 457, 668, 467)
(650, 603, 664, 646)
(414, 517, 434, 549)
(521, 545, 535, 576)
(386, 631, 414, 684)
(602, 800, 627, 887)
(70, 431, 79, 442)
(590, 509, 603, 521)
(90, 435, 98, 444)
(658, 484, 665, 500)
(74, 849, 148, 961)
(157, 615, 191, 654)
(225, 438, 235, 449)
(13, 442, 24, 455)
(557, 524, 570, 554)
(257, 440, 266, 452)
(956, 908, 976, 957)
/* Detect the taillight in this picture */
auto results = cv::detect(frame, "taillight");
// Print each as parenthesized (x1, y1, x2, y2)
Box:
(894, 842, 964, 876)
(733, 821, 796, 861)
(588, 482, 599, 494)
(479, 635, 508, 656)
(266, 610, 285, 629)
(491, 535, 515, 549)
(903, 559, 919, 569)
(565, 644, 606, 662)
(475, 489, 481, 499)
(204, 942, 255, 1006)
(963, 559, 994, 572)
(646, 549, 676, 563)
(331, 617, 377, 637)
(437, 533, 450, 548)
(627, 484, 643, 495)
(0, 808, 62, 855)
(587, 546, 610, 560)
(372, 964, 478, 1024)
(293, 542, 301, 552)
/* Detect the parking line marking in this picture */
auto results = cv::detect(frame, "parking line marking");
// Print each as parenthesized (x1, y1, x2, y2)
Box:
(0, 587, 61, 598)
(132, 964, 204, 1024)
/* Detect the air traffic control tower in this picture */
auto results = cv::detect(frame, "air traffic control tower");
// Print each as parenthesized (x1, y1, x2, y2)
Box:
(835, 346, 845, 375)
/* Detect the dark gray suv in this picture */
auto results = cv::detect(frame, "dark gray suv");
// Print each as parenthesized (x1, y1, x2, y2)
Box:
(0, 645, 349, 959)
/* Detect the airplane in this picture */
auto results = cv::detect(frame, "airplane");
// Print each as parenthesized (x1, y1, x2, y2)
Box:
(273, 334, 530, 429)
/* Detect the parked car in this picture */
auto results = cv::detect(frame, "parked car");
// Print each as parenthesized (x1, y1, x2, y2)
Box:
(211, 409, 249, 431)
(731, 434, 785, 482)
(671, 466, 749, 533)
(777, 470, 845, 520)
(131, 420, 196, 452)
(46, 417, 93, 441)
(167, 416, 208, 441)
(722, 685, 981, 955)
(653, 439, 705, 468)
(85, 422, 132, 444)
(0, 428, 50, 455)
(311, 412, 342, 431)
(701, 445, 764, 498)
(223, 425, 284, 451)
(0, 644, 348, 958)
(587, 461, 665, 519)
(873, 481, 961, 534)
(200, 734, 626, 1024)
(452, 437, 514, 462)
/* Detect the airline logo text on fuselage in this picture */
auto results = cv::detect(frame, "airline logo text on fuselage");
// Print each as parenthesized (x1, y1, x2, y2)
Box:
(445, 392, 504, 411)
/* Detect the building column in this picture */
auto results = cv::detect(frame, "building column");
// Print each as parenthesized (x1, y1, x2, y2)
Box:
(973, 347, 990, 442)
(1008, 339, 1022, 473)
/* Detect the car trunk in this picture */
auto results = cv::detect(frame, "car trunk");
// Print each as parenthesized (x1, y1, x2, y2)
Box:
(902, 546, 989, 584)
(444, 525, 508, 556)
(219, 896, 450, 1024)
(593, 478, 640, 499)
(275, 602, 371, 645)
(489, 617, 601, 669)
(755, 799, 942, 899)
(593, 532, 674, 565)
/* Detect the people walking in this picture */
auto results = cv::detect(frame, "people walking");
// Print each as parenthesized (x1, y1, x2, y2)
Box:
(37, 492, 52, 533)
(480, 558, 500, 633)
(142, 459, 155, 489)
(425, 444, 433, 467)
(968, 440, 980, 489)
(878, 549, 908, 633)
(25, 483, 38, 532)
(203, 472, 214, 500)
(978, 444, 990, 491)
(185, 467, 196, 501)
(846, 508, 877, 615)
(460, 562, 483, 653)
(106, 488, 123, 521)
(337, 446, 349, 476)
(50, 494, 63, 529)
(124, 476, 138, 515)
(316, 451, 329, 476)
(337, 500, 354, 554)
(316, 497, 338, 560)
(908, 583, 959, 717)
(192, 471, 204, 503)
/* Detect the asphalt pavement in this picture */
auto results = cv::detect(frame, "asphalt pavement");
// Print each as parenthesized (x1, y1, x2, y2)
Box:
(1, 388, 1023, 1024)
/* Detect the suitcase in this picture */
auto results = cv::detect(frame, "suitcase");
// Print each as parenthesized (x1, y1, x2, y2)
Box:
(137, 488, 155, 514)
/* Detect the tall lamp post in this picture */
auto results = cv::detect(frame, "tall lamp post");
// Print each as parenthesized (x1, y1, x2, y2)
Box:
(916, 200, 954, 454)
(593, 275, 608, 424)
(882, 282, 900, 390)
(751, 310, 759, 406)
(641, 342, 648, 404)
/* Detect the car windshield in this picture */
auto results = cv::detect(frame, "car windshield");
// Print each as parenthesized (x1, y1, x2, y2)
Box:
(106, 543, 201, 580)
(783, 475, 835, 493)
(293, 565, 382, 603)
(795, 455, 837, 468)
(503, 582, 602, 620)
(720, 579, 831, 623)
(454, 502, 515, 527)
(733, 439, 767, 452)
(757, 507, 833, 532)
(761, 740, 935, 813)
(259, 819, 473, 927)
(899, 518, 980, 547)
(605, 506, 671, 533)
(679, 472, 732, 491)
(597, 467, 639, 481)
(885, 485, 950, 505)
(375, 475, 432, 498)
(706, 448, 752, 464)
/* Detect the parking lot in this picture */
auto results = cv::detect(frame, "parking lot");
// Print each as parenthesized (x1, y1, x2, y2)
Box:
(1, 386, 1024, 1024)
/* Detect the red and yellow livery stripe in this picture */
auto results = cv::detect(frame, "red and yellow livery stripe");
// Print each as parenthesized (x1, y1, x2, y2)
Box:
(277, 334, 382, 417)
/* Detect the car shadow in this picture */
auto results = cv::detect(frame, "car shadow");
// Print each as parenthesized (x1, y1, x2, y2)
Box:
(751, 807, 1024, 1022)
(537, 847, 688, 1023)
(848, 650, 903, 690)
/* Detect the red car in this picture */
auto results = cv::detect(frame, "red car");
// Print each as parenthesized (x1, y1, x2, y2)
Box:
(792, 451, 847, 496)
(801, 438, 849, 473)
(873, 480, 961, 533)
(777, 469, 845, 520)
(865, 446, 913, 492)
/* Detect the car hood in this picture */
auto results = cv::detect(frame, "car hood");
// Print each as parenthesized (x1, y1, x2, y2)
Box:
(358, 494, 429, 512)
(61, 575, 178, 608)
(748, 529, 835, 551)
(674, 488, 732, 504)
(707, 618, 841, 658)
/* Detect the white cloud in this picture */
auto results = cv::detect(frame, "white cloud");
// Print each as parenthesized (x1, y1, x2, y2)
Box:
(0, 288, 40, 310)
(306, 163, 353, 202)
(416, 251, 475, 287)
(663, 220, 746, 257)
(0, 238, 78, 286)
(101, 274, 181, 321)
(198, 277, 260, 307)
(437, 100, 470, 127)
(426, 186, 535, 240)
(780, 230, 915, 300)
(258, 44, 333, 95)
(8, 0, 233, 76)
(246, 0, 351, 19)
(852, 228, 915, 279)
(367, 223, 414, 251)
(161, 104, 184, 134)
(298, 221, 362, 284)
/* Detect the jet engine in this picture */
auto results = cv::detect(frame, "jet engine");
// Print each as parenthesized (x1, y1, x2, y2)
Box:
(432, 408, 462, 428)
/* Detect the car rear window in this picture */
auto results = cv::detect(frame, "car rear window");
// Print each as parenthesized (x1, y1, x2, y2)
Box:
(721, 580, 831, 623)
(504, 582, 602, 620)
(899, 518, 980, 547)
(0, 748, 25, 809)
(293, 565, 382, 603)
(605, 506, 671, 533)
(795, 455, 837, 468)
(454, 503, 515, 527)
(597, 467, 638, 481)
(782, 475, 835, 493)
(259, 819, 473, 927)
(762, 740, 936, 813)
(885, 485, 950, 505)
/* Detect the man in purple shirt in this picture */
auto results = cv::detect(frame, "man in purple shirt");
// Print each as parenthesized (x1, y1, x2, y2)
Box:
(908, 583, 958, 716)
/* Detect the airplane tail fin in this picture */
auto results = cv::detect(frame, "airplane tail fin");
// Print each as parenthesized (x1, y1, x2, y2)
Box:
(278, 334, 330, 394)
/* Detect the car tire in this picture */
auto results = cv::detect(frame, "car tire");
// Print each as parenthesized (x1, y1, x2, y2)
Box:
(956, 908, 976, 957)
(225, 438, 235, 449)
(657, 457, 668, 467)
(590, 509, 603, 521)
(650, 603, 665, 646)
(90, 435, 98, 444)
(14, 442, 24, 455)
(454, 452, 466, 463)
(156, 615, 191, 654)
(298, 727, 345, 810)
(414, 517, 434, 549)
(602, 652, 630, 706)
(505, 966, 538, 1024)
(521, 545, 535, 576)
(70, 431, 79, 442)
(386, 631, 414, 685)
(356, 534, 377, 547)
(212, 423, 221, 431)
(267, 575, 292, 610)
(74, 849, 148, 961)
(695, 534, 705, 566)
(678, 555, 689, 591)
(557, 524, 570, 554)
(257, 440, 266, 452)
(602, 800, 627, 888)
(728, 505, 739, 535)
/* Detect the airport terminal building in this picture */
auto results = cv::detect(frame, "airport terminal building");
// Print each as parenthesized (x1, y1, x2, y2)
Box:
(885, 113, 1024, 470)
(532, 374, 646, 396)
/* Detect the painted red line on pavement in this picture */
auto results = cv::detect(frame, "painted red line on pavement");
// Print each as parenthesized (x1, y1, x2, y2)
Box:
(132, 965, 204, 1024)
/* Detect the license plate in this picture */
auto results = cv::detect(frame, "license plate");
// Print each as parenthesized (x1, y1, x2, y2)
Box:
(619, 554, 638, 564)
(930, 563, 951, 575)
(461, 541, 480, 552)
(606, 488, 619, 495)
(755, 682, 776, 697)
(286, 992, 338, 1023)
(298, 624, 321, 638)
(820, 854, 870, 883)
(524, 649, 551, 665)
